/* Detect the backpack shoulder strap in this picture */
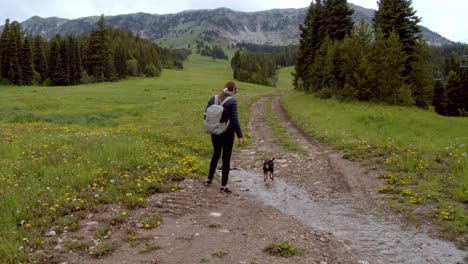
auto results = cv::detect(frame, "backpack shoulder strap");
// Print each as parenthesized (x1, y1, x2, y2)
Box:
(220, 96, 232, 106)
(213, 95, 219, 105)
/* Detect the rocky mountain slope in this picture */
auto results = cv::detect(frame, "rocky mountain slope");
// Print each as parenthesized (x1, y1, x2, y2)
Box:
(4, 4, 455, 48)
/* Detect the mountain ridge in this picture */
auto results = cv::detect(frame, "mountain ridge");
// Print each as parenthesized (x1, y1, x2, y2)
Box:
(1, 5, 455, 47)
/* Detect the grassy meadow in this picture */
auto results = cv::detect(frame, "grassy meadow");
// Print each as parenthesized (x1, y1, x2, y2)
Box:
(0, 54, 466, 262)
(280, 86, 467, 242)
(0, 55, 272, 262)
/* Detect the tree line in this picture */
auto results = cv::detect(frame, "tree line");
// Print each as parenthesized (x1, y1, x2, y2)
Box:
(228, 43, 298, 87)
(199, 44, 228, 60)
(235, 42, 298, 67)
(432, 53, 468, 116)
(430, 44, 468, 116)
(231, 50, 278, 87)
(0, 15, 190, 86)
(294, 0, 467, 116)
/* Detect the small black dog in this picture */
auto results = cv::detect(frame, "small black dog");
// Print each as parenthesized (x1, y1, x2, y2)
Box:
(263, 158, 275, 182)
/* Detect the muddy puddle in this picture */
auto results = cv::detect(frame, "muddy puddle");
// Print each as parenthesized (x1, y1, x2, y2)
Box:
(230, 170, 466, 264)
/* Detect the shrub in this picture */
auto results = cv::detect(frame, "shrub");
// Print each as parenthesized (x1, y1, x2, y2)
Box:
(144, 64, 160, 77)
(263, 241, 303, 257)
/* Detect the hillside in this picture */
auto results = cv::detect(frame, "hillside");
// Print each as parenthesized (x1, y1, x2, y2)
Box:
(2, 5, 455, 48)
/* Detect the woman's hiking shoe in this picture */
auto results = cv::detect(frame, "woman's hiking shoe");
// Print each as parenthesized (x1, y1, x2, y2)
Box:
(220, 187, 232, 193)
(203, 180, 212, 186)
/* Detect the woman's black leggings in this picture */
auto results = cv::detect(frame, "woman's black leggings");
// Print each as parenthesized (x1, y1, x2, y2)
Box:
(208, 131, 235, 186)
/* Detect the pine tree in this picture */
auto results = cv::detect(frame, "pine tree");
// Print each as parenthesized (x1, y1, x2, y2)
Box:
(462, 68, 468, 114)
(7, 21, 22, 85)
(0, 19, 10, 79)
(304, 0, 329, 91)
(60, 36, 71, 85)
(340, 19, 373, 100)
(114, 44, 127, 79)
(74, 38, 83, 84)
(231, 50, 240, 79)
(52, 54, 65, 86)
(68, 36, 82, 85)
(294, 0, 353, 92)
(444, 55, 458, 76)
(86, 15, 112, 82)
(370, 30, 406, 103)
(374, 0, 422, 77)
(325, 0, 354, 41)
(21, 36, 34, 85)
(48, 35, 65, 86)
(407, 38, 433, 108)
(293, 2, 315, 90)
(432, 80, 446, 115)
(32, 36, 47, 83)
(309, 0, 327, 59)
(322, 40, 343, 93)
(309, 36, 332, 93)
(444, 70, 462, 116)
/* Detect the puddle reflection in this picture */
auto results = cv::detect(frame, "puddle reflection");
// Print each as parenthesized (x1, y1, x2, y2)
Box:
(229, 170, 466, 264)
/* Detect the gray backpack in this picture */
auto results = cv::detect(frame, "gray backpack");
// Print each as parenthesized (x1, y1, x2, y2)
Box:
(204, 95, 232, 135)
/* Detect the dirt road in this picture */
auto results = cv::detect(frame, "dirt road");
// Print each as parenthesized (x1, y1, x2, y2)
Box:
(39, 95, 465, 264)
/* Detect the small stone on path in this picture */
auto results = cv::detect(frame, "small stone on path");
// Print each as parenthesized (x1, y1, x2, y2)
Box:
(209, 212, 222, 217)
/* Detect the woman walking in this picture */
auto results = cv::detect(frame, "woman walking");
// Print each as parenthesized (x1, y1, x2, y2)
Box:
(204, 81, 243, 193)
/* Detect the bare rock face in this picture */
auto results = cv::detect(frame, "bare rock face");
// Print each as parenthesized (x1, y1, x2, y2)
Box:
(7, 5, 454, 47)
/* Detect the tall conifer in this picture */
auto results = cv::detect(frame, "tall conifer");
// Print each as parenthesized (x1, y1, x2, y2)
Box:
(114, 44, 127, 79)
(72, 36, 83, 84)
(408, 38, 433, 108)
(8, 22, 22, 85)
(432, 80, 446, 115)
(370, 30, 406, 103)
(340, 19, 373, 100)
(444, 71, 463, 116)
(0, 19, 10, 79)
(48, 35, 65, 85)
(21, 36, 34, 85)
(33, 36, 47, 83)
(374, 0, 422, 77)
(60, 36, 71, 85)
(293, 2, 315, 90)
(86, 15, 112, 82)
(325, 0, 354, 41)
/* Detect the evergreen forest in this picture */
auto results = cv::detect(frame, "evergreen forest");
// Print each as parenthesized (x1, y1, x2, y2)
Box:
(293, 0, 467, 116)
(0, 15, 190, 86)
(231, 50, 278, 87)
(228, 43, 297, 87)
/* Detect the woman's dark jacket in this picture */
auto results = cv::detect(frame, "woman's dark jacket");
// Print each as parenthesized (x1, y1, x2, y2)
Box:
(205, 95, 243, 138)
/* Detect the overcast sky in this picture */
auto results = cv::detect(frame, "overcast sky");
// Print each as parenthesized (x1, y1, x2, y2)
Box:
(0, 0, 466, 43)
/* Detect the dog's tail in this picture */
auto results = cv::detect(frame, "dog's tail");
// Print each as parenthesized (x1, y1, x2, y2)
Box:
(271, 157, 275, 162)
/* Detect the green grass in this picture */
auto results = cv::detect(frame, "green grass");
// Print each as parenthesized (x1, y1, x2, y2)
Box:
(211, 250, 227, 258)
(90, 242, 116, 258)
(64, 241, 90, 251)
(276, 66, 295, 90)
(263, 241, 303, 257)
(263, 98, 303, 153)
(94, 226, 111, 240)
(139, 244, 161, 253)
(0, 55, 273, 262)
(2, 53, 465, 261)
(281, 86, 468, 242)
